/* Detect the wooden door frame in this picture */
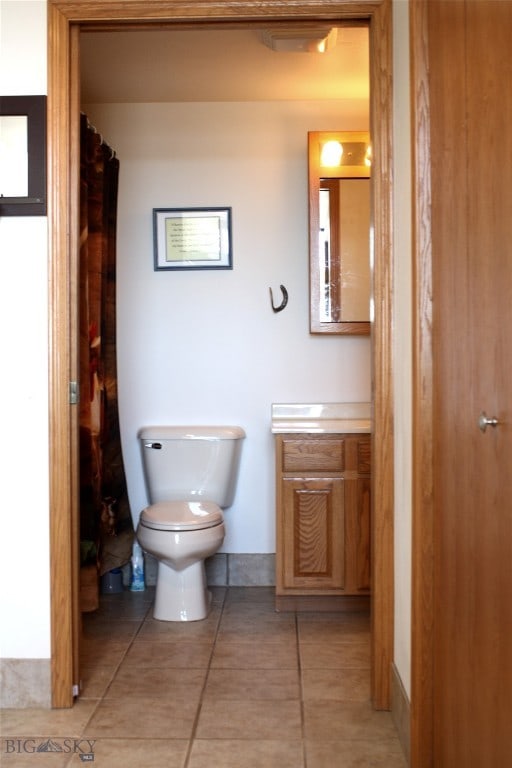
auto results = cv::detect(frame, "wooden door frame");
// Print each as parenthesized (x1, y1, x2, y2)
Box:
(48, 0, 394, 709)
(410, 0, 434, 765)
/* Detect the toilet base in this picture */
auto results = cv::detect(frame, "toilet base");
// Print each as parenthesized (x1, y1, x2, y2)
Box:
(153, 559, 212, 621)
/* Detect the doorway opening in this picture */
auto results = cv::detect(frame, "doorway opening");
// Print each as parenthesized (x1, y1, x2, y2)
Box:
(47, 0, 393, 711)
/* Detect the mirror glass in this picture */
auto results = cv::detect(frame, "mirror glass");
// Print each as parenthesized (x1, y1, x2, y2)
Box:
(309, 131, 371, 334)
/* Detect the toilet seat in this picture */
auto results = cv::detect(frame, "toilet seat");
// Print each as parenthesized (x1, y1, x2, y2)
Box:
(140, 500, 223, 532)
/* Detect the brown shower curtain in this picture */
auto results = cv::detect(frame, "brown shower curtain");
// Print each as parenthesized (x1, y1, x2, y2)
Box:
(79, 114, 133, 578)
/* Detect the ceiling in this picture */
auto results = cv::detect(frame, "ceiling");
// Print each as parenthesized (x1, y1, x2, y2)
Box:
(80, 26, 369, 104)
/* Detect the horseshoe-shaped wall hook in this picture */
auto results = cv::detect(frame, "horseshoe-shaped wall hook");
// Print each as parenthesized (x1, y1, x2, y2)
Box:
(269, 284, 289, 313)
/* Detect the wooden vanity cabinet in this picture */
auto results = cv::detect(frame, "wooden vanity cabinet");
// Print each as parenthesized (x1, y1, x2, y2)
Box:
(275, 433, 371, 609)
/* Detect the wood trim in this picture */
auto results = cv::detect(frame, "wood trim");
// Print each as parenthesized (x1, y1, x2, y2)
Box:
(69, 24, 82, 698)
(48, 0, 393, 711)
(308, 131, 372, 336)
(51, 0, 384, 23)
(368, 0, 394, 711)
(48, 3, 74, 708)
(410, 0, 434, 765)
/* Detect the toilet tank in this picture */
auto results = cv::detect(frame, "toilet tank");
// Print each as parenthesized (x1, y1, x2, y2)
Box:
(139, 426, 245, 507)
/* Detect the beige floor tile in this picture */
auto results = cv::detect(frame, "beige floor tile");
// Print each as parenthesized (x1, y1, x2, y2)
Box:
(84, 696, 197, 739)
(304, 700, 398, 741)
(301, 668, 371, 702)
(297, 615, 370, 644)
(66, 738, 188, 767)
(1, 590, 404, 768)
(88, 590, 154, 621)
(305, 738, 407, 767)
(297, 610, 370, 623)
(220, 601, 287, 619)
(196, 699, 302, 740)
(300, 641, 371, 669)
(223, 587, 275, 604)
(0, 740, 71, 767)
(219, 613, 290, 631)
(122, 639, 213, 668)
(106, 665, 207, 698)
(220, 600, 294, 619)
(216, 621, 296, 644)
(0, 700, 98, 738)
(211, 640, 298, 669)
(188, 739, 304, 768)
(81, 619, 140, 640)
(204, 668, 300, 700)
(138, 608, 221, 642)
(79, 665, 116, 698)
(79, 639, 132, 668)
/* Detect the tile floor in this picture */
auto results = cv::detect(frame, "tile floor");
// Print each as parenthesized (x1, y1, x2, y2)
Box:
(1, 587, 407, 767)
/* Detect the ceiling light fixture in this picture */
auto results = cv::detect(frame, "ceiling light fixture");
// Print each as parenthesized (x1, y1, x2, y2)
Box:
(261, 27, 337, 54)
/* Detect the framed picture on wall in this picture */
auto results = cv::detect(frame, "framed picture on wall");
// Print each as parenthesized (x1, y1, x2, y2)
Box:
(0, 95, 47, 216)
(153, 206, 232, 271)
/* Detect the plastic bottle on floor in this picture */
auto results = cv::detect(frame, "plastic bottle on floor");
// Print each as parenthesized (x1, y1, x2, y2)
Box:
(130, 540, 145, 591)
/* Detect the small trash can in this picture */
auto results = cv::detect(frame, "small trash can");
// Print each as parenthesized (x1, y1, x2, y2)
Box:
(100, 567, 124, 594)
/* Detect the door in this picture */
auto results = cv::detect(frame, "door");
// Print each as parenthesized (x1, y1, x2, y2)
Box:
(430, 1, 512, 764)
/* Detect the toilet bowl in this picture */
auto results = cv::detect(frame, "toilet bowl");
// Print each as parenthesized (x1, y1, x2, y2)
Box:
(137, 500, 225, 621)
(136, 426, 245, 622)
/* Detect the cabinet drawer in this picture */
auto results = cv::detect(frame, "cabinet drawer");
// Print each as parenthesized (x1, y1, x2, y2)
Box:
(282, 438, 344, 472)
(357, 438, 371, 474)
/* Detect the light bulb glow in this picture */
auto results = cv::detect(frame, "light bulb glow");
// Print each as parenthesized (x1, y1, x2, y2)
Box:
(320, 140, 343, 167)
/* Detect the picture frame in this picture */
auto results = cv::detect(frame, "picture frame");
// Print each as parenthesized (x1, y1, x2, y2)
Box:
(0, 95, 47, 216)
(153, 207, 232, 271)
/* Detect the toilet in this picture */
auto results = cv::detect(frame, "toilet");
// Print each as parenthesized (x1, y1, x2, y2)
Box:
(136, 425, 245, 621)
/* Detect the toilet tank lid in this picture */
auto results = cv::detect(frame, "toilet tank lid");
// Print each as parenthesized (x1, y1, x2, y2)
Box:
(138, 425, 245, 441)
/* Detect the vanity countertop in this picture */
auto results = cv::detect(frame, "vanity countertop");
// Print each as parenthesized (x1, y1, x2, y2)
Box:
(271, 402, 371, 434)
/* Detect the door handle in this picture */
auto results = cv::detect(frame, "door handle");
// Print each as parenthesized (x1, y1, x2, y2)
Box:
(478, 412, 499, 433)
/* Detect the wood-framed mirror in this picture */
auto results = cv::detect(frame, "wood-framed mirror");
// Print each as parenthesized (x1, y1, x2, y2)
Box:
(308, 130, 371, 334)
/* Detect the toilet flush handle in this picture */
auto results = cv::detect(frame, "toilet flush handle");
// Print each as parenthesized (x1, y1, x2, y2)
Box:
(144, 442, 162, 449)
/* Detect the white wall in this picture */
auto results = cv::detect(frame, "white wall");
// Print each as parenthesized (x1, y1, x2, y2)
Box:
(84, 100, 371, 553)
(0, 0, 50, 659)
(392, 0, 412, 698)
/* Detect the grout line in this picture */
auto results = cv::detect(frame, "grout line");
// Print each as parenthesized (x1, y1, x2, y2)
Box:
(80, 589, 377, 768)
(296, 611, 308, 768)
(78, 589, 155, 737)
(182, 588, 227, 768)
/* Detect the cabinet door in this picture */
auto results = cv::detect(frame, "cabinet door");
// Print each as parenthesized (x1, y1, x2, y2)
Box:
(344, 476, 371, 593)
(281, 477, 344, 590)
